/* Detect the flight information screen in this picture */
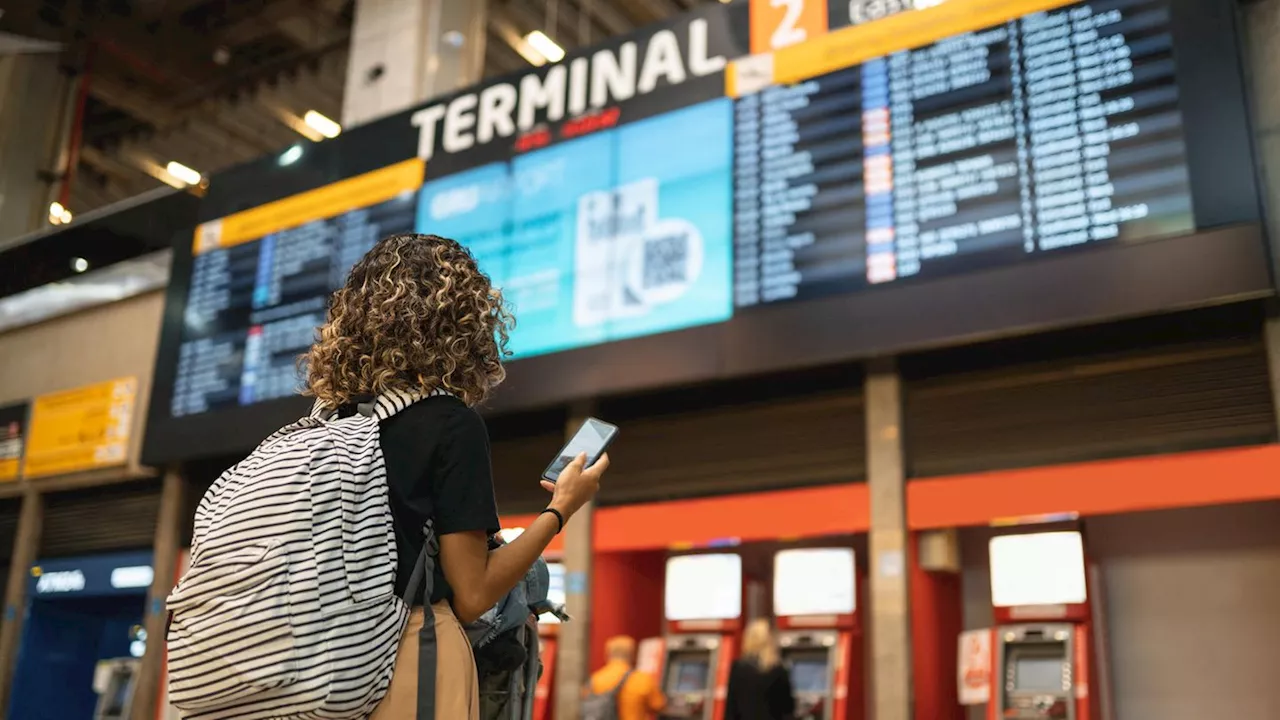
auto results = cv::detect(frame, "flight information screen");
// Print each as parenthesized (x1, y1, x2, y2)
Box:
(164, 0, 1201, 421)
(171, 161, 421, 417)
(733, 0, 1192, 304)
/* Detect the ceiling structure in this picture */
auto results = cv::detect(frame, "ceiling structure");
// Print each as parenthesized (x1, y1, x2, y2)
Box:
(2, 0, 713, 219)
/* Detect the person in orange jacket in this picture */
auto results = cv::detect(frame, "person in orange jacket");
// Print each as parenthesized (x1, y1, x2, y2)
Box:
(587, 636, 668, 720)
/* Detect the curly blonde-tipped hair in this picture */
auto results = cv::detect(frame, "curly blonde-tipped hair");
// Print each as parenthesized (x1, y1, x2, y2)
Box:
(304, 233, 513, 409)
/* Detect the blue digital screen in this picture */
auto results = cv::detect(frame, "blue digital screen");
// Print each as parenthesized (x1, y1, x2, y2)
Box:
(417, 99, 734, 359)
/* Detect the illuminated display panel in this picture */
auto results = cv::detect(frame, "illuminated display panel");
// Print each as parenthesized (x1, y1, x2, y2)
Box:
(989, 531, 1087, 607)
(665, 553, 743, 622)
(773, 547, 856, 616)
(143, 0, 1263, 465)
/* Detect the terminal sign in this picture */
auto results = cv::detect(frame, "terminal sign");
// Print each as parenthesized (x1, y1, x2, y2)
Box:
(25, 377, 137, 478)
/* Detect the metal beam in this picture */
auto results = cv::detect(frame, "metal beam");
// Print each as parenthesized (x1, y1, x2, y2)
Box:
(499, 3, 586, 52)
(568, 0, 633, 40)
(483, 28, 529, 75)
(87, 76, 178, 127)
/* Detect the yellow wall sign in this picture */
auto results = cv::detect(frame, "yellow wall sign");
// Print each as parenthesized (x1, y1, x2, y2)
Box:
(25, 378, 138, 479)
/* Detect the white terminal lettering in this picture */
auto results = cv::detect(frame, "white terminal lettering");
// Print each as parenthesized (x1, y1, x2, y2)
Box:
(411, 19, 726, 160)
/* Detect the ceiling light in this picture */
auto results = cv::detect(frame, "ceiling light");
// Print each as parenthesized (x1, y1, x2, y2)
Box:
(165, 161, 203, 186)
(304, 110, 341, 139)
(71, 257, 89, 273)
(279, 144, 304, 166)
(49, 202, 72, 225)
(513, 41, 547, 67)
(524, 31, 565, 63)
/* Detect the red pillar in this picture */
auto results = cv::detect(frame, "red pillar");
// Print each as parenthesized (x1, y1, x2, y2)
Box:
(910, 533, 964, 720)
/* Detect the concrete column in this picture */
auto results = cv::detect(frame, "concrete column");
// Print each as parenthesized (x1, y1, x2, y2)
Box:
(0, 51, 70, 240)
(342, 0, 489, 128)
(130, 469, 186, 720)
(555, 402, 596, 720)
(866, 359, 912, 720)
(0, 490, 43, 714)
(1243, 0, 1280, 246)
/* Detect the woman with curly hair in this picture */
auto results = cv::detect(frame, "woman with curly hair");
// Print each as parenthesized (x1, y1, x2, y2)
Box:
(305, 233, 607, 719)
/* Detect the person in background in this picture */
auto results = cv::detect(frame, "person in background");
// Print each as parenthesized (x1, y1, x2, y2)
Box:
(724, 619, 796, 720)
(588, 635, 668, 720)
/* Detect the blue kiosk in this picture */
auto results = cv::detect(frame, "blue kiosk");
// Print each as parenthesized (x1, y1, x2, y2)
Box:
(8, 550, 153, 720)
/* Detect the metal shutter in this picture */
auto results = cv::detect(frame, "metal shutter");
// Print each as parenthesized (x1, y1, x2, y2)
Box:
(490, 428, 567, 515)
(488, 408, 567, 515)
(597, 370, 866, 505)
(905, 337, 1276, 478)
(41, 480, 162, 558)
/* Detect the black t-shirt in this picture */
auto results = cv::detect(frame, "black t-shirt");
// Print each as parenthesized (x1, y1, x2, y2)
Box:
(369, 395, 501, 605)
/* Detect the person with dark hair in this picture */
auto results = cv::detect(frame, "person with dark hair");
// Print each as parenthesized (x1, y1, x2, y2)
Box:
(306, 233, 608, 719)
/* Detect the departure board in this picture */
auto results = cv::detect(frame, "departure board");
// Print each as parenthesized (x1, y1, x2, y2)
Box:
(147, 0, 1264, 455)
(733, 0, 1193, 306)
(171, 161, 421, 417)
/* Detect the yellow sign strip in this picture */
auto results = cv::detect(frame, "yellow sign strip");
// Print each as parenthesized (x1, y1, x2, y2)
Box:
(730, 0, 1078, 95)
(0, 459, 17, 483)
(193, 158, 426, 255)
(25, 377, 137, 479)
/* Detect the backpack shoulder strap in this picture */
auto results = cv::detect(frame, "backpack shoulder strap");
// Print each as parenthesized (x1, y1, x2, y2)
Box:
(613, 670, 634, 697)
(305, 386, 453, 424)
(371, 387, 451, 422)
(401, 521, 440, 720)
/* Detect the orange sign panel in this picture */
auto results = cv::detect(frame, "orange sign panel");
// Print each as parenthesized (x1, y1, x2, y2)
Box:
(25, 378, 137, 478)
(750, 0, 830, 54)
(192, 158, 425, 255)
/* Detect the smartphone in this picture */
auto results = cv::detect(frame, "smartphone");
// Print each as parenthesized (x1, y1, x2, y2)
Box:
(542, 417, 618, 483)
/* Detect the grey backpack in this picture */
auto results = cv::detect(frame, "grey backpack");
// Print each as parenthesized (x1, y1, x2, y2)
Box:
(408, 523, 568, 720)
(580, 670, 633, 720)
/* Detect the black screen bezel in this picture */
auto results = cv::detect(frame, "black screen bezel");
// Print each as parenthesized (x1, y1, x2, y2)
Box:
(141, 0, 1269, 466)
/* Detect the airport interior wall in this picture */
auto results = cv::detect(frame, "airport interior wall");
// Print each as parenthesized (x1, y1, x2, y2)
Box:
(0, 289, 164, 468)
(961, 501, 1280, 720)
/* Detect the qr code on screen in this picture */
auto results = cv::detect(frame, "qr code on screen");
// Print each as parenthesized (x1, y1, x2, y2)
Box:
(643, 233, 688, 289)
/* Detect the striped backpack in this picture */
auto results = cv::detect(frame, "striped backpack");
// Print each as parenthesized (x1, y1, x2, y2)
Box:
(165, 390, 431, 719)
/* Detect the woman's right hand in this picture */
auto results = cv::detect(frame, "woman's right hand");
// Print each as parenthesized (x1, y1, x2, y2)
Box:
(541, 452, 608, 519)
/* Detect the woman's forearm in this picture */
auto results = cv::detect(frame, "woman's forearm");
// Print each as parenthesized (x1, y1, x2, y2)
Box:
(453, 511, 562, 622)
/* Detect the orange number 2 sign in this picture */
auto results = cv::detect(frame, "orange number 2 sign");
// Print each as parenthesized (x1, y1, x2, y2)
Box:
(750, 0, 830, 54)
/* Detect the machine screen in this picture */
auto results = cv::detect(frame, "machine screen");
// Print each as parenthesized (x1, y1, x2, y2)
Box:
(670, 660, 710, 693)
(789, 658, 830, 693)
(664, 553, 742, 621)
(1014, 656, 1065, 692)
(774, 548, 855, 617)
(539, 562, 565, 625)
(990, 531, 1087, 608)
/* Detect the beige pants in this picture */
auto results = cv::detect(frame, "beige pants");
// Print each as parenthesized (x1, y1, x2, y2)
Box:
(372, 601, 479, 720)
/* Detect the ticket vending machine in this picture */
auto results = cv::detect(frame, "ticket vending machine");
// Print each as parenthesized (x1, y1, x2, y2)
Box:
(533, 561, 566, 720)
(985, 530, 1103, 720)
(657, 553, 743, 720)
(773, 548, 863, 720)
